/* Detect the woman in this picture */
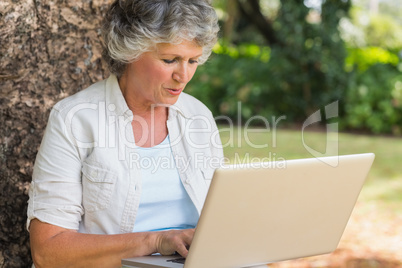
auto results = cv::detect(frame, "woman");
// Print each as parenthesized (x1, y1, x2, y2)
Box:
(27, 0, 223, 267)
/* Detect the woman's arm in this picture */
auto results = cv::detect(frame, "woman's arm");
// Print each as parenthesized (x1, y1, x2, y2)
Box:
(30, 219, 194, 268)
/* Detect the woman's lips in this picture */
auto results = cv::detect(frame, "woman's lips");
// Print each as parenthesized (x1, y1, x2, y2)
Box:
(166, 87, 183, 95)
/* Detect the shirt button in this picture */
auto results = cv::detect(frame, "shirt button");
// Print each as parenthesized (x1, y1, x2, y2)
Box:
(185, 178, 191, 184)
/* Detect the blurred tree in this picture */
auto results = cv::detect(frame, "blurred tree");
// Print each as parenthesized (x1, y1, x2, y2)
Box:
(354, 0, 402, 24)
(365, 14, 402, 50)
(378, 0, 402, 25)
(222, 0, 239, 43)
(236, 0, 279, 46)
(340, 5, 402, 50)
(200, 0, 402, 133)
(199, 0, 352, 121)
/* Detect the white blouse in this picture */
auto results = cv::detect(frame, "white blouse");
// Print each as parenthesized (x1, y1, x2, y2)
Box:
(27, 75, 224, 234)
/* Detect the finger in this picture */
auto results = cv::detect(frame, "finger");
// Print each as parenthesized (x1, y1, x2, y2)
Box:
(175, 243, 189, 258)
(182, 229, 195, 247)
(176, 229, 195, 257)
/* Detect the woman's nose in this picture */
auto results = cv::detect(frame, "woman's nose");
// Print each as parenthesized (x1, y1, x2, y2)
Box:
(173, 63, 190, 83)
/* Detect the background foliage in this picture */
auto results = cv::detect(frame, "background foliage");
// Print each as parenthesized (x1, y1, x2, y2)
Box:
(187, 0, 402, 134)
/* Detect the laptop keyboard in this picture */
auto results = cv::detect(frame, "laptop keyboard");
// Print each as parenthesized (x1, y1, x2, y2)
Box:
(167, 257, 186, 264)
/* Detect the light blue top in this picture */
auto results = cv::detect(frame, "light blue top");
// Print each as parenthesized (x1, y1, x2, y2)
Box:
(133, 135, 199, 232)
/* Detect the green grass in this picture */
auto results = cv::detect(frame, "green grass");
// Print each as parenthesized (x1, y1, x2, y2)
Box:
(219, 126, 402, 216)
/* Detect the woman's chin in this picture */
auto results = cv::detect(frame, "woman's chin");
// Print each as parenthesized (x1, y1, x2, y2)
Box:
(154, 96, 180, 107)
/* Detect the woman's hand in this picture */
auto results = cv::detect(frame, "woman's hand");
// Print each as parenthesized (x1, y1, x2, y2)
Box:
(30, 219, 164, 268)
(155, 229, 195, 257)
(30, 219, 195, 267)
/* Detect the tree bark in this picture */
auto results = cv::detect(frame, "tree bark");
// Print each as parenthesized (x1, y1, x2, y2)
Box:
(0, 0, 113, 266)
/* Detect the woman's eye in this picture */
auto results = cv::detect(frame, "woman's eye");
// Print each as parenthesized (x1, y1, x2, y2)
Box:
(189, 59, 199, 64)
(163, 59, 176, 64)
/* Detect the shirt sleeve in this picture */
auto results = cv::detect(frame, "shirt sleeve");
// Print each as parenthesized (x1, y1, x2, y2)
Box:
(27, 107, 84, 231)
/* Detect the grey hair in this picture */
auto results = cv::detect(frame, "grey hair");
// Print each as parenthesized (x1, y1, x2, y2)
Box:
(102, 0, 220, 77)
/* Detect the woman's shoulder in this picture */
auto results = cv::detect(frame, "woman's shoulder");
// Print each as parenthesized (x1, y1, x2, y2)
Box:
(174, 92, 213, 118)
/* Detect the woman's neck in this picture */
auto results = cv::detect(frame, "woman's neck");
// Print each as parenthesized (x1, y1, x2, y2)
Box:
(118, 74, 169, 147)
(118, 70, 167, 118)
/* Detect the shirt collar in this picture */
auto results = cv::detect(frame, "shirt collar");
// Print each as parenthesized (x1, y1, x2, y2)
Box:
(105, 75, 132, 118)
(169, 93, 197, 119)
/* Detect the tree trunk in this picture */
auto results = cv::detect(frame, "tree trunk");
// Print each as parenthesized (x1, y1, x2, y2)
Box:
(0, 0, 112, 266)
(222, 0, 238, 43)
(236, 0, 280, 46)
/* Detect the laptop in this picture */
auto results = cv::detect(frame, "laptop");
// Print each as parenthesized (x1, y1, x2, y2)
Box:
(122, 153, 375, 268)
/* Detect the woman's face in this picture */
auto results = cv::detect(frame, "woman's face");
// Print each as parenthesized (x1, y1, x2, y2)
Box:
(120, 39, 203, 111)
